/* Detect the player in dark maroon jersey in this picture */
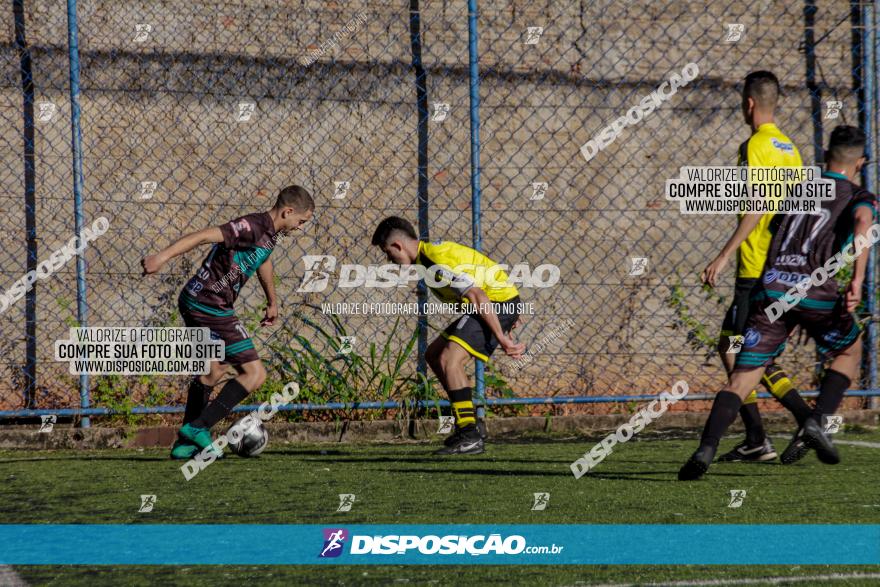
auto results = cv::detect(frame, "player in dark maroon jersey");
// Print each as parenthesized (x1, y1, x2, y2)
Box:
(142, 185, 314, 459)
(679, 126, 878, 480)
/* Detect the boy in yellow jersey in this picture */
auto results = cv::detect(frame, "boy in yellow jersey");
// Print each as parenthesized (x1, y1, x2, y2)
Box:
(702, 71, 808, 462)
(371, 217, 525, 455)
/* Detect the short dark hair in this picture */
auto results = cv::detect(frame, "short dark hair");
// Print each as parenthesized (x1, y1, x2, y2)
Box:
(371, 216, 417, 246)
(743, 71, 780, 109)
(275, 185, 314, 212)
(827, 125, 867, 164)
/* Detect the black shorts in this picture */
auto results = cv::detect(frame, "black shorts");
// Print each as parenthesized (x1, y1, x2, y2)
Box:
(720, 277, 761, 337)
(178, 294, 259, 367)
(733, 297, 861, 372)
(440, 297, 520, 361)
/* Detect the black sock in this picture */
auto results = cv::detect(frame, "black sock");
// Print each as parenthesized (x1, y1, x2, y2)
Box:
(777, 389, 812, 427)
(183, 378, 214, 424)
(192, 379, 249, 429)
(739, 402, 765, 445)
(811, 369, 851, 423)
(700, 391, 742, 450)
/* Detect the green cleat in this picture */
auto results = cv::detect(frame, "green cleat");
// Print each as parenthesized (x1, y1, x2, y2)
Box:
(179, 423, 214, 449)
(197, 443, 225, 460)
(170, 440, 198, 460)
(178, 423, 224, 460)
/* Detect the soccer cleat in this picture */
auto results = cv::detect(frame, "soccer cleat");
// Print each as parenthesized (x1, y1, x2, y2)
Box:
(435, 426, 484, 455)
(802, 418, 840, 465)
(678, 445, 717, 481)
(476, 418, 488, 442)
(443, 420, 488, 447)
(442, 426, 465, 447)
(717, 438, 777, 462)
(170, 439, 198, 460)
(780, 427, 810, 465)
(178, 423, 214, 449)
(195, 443, 225, 460)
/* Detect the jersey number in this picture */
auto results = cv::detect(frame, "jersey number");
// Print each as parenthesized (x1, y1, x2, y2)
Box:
(779, 208, 831, 254)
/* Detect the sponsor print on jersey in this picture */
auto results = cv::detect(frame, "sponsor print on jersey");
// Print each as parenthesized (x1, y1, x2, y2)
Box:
(185, 277, 204, 296)
(821, 329, 846, 346)
(763, 268, 810, 288)
(743, 328, 761, 349)
(775, 254, 807, 266)
(771, 138, 794, 153)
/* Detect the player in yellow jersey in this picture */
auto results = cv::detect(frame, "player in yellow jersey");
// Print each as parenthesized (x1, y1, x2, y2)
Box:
(701, 71, 809, 462)
(372, 216, 525, 455)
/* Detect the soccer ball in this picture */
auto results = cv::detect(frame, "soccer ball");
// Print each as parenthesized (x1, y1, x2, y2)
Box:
(226, 415, 269, 457)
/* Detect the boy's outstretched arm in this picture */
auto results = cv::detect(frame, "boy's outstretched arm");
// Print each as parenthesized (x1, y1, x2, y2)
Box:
(141, 226, 224, 275)
(257, 258, 278, 326)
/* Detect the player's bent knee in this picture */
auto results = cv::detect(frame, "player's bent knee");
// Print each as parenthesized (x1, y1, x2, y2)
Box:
(253, 367, 267, 389)
(727, 368, 764, 399)
(438, 345, 467, 374)
(425, 340, 445, 372)
(200, 363, 226, 387)
(437, 347, 453, 372)
(238, 361, 267, 391)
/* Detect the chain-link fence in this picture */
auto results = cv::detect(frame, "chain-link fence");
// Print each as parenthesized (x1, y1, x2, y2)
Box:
(0, 0, 877, 422)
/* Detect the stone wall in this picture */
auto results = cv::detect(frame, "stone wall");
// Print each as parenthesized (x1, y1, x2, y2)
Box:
(0, 0, 865, 411)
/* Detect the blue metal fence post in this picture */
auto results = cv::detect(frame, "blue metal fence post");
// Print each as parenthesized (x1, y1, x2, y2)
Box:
(467, 0, 485, 419)
(867, 0, 880, 406)
(13, 0, 38, 410)
(66, 0, 90, 427)
(410, 0, 430, 403)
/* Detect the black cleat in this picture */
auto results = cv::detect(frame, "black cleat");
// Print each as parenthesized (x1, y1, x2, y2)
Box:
(717, 438, 777, 462)
(442, 426, 465, 447)
(443, 420, 488, 447)
(436, 426, 484, 455)
(678, 445, 716, 481)
(802, 418, 840, 465)
(476, 418, 488, 442)
(780, 427, 810, 465)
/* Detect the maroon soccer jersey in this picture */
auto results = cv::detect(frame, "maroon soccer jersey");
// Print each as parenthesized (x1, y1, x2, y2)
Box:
(181, 212, 278, 311)
(761, 173, 877, 307)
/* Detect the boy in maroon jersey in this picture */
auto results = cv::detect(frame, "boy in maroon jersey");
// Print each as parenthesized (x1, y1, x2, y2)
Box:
(142, 185, 314, 459)
(679, 126, 877, 480)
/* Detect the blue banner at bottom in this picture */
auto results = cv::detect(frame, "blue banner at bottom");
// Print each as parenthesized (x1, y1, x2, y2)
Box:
(1, 525, 878, 565)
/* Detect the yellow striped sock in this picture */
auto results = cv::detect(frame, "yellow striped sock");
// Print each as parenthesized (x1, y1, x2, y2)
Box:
(452, 400, 476, 427)
(762, 368, 794, 400)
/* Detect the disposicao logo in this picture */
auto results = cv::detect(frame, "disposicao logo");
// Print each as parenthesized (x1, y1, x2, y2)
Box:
(319, 528, 348, 558)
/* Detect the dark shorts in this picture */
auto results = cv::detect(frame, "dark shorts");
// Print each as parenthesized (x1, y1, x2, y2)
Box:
(733, 297, 861, 372)
(440, 297, 520, 361)
(721, 277, 760, 337)
(178, 294, 259, 367)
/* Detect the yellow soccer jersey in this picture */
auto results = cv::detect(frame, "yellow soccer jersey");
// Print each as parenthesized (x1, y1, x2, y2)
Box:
(416, 240, 519, 304)
(736, 123, 803, 278)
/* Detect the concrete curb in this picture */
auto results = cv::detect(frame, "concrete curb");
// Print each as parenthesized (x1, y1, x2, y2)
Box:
(0, 410, 876, 450)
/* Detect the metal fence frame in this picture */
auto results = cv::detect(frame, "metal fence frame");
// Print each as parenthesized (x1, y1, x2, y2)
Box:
(2, 0, 879, 424)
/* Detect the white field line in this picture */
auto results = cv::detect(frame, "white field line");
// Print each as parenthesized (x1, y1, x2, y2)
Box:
(0, 565, 28, 586)
(580, 571, 880, 587)
(832, 439, 880, 448)
(770, 434, 880, 449)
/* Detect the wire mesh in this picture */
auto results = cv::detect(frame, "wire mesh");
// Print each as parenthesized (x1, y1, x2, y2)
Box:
(0, 0, 876, 419)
